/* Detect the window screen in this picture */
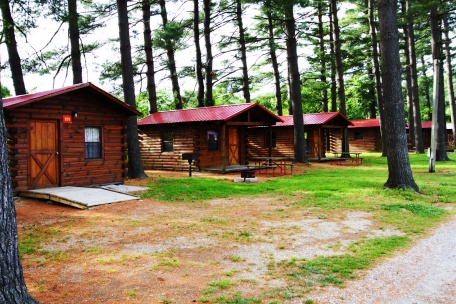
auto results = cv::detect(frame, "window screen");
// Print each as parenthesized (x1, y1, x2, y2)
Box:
(85, 127, 102, 159)
(162, 131, 174, 152)
(207, 130, 219, 151)
(354, 132, 364, 140)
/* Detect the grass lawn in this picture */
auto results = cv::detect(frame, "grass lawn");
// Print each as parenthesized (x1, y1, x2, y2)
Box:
(139, 152, 456, 303)
(18, 153, 456, 304)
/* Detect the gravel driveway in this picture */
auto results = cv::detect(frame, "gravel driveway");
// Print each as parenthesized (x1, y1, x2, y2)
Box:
(306, 215, 456, 304)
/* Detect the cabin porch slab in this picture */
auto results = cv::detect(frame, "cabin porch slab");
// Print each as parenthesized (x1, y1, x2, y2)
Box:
(19, 186, 139, 210)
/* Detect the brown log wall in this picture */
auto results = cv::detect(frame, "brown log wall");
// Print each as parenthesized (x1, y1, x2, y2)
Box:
(347, 128, 382, 152)
(139, 123, 248, 170)
(248, 127, 294, 159)
(6, 94, 128, 192)
(139, 124, 199, 171)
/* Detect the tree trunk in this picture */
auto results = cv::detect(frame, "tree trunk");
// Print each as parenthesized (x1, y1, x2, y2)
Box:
(68, 0, 83, 84)
(317, 1, 328, 112)
(430, 6, 449, 161)
(401, 0, 414, 150)
(142, 0, 158, 113)
(117, 0, 147, 179)
(236, 0, 250, 103)
(368, 67, 376, 118)
(0, 0, 26, 95)
(378, 0, 419, 191)
(287, 70, 293, 115)
(266, 6, 282, 115)
(330, 0, 349, 155)
(406, 0, 424, 153)
(368, 0, 386, 156)
(158, 0, 183, 109)
(420, 55, 432, 121)
(443, 15, 456, 151)
(284, 3, 306, 163)
(328, 5, 337, 113)
(1, 99, 40, 303)
(203, 0, 214, 106)
(193, 0, 205, 108)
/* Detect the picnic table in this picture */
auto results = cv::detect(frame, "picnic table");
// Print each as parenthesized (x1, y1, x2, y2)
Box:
(249, 156, 294, 175)
(330, 152, 363, 166)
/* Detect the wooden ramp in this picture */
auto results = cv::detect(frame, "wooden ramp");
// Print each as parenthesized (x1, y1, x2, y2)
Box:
(20, 186, 139, 209)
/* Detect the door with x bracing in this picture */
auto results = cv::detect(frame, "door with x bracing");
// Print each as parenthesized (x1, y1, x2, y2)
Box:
(28, 120, 60, 189)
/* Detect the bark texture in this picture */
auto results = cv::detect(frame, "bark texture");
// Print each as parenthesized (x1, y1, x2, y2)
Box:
(330, 0, 349, 154)
(193, 0, 205, 108)
(68, 0, 83, 84)
(265, 2, 282, 115)
(0, 0, 26, 95)
(158, 0, 183, 109)
(236, 0, 250, 103)
(117, 0, 147, 179)
(142, 0, 158, 113)
(443, 15, 456, 150)
(284, 3, 306, 163)
(430, 6, 449, 161)
(1, 99, 39, 303)
(317, 1, 328, 113)
(203, 0, 214, 106)
(378, 0, 419, 191)
(406, 0, 424, 153)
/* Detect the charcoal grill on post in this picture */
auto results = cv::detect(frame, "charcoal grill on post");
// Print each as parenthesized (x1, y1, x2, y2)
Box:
(182, 153, 198, 177)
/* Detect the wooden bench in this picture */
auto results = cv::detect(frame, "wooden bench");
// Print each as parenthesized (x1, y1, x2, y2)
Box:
(258, 165, 278, 175)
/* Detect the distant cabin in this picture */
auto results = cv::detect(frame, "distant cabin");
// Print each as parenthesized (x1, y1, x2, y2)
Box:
(248, 112, 353, 160)
(3, 83, 141, 192)
(137, 103, 282, 172)
(347, 118, 454, 153)
(347, 118, 382, 152)
(412, 121, 454, 151)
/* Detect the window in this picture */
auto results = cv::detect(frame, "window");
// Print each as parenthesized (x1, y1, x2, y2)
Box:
(354, 131, 364, 140)
(162, 131, 174, 152)
(85, 127, 102, 159)
(207, 130, 219, 151)
(265, 131, 276, 148)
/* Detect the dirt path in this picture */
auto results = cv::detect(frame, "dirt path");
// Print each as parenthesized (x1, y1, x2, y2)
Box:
(306, 215, 456, 304)
(16, 168, 456, 304)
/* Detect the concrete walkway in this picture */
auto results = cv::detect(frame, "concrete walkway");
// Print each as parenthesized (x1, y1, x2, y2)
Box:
(20, 186, 141, 209)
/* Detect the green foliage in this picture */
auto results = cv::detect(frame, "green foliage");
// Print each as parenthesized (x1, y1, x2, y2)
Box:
(153, 21, 187, 50)
(213, 292, 262, 304)
(383, 204, 447, 218)
(251, 93, 278, 113)
(208, 279, 234, 290)
(345, 75, 376, 119)
(1, 85, 12, 98)
(213, 84, 244, 105)
(271, 235, 410, 294)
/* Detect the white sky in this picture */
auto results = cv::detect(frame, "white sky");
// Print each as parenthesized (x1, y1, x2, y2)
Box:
(0, 2, 346, 99)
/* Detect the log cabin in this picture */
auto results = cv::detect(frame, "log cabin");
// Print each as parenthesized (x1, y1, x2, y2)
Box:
(3, 82, 141, 193)
(347, 119, 454, 153)
(410, 121, 454, 151)
(137, 103, 283, 172)
(347, 118, 382, 152)
(248, 112, 353, 161)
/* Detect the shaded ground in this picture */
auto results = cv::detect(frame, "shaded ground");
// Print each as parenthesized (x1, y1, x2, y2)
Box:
(15, 166, 453, 303)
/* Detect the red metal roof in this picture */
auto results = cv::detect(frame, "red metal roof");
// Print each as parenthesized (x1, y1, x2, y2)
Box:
(275, 112, 353, 127)
(349, 118, 380, 128)
(3, 82, 141, 116)
(137, 103, 283, 125)
(421, 121, 432, 129)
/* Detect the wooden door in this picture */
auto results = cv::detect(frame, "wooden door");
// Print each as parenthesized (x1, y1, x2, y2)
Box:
(228, 127, 240, 165)
(29, 120, 60, 189)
